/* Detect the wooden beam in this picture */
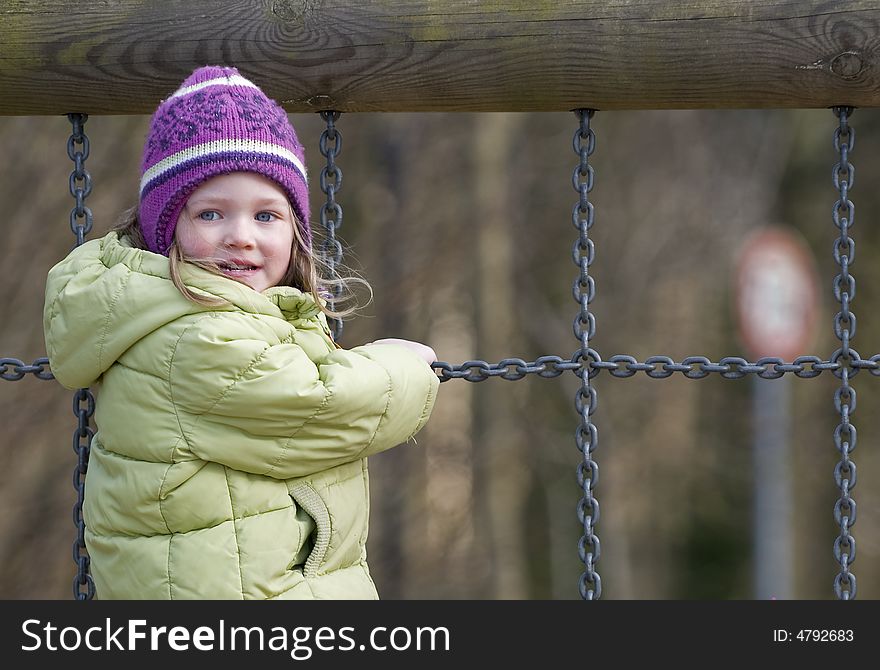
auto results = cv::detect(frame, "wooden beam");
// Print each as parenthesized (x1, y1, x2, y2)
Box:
(1, 1, 878, 115)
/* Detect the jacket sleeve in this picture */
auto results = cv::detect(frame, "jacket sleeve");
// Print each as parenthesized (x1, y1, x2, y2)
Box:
(169, 314, 439, 478)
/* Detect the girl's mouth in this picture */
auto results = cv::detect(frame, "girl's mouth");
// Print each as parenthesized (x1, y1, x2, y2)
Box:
(218, 262, 260, 276)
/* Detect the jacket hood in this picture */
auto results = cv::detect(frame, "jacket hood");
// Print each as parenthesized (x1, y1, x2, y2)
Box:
(43, 231, 323, 389)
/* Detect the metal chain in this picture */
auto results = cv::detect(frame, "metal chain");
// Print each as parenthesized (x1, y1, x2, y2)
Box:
(318, 111, 344, 342)
(67, 114, 93, 246)
(433, 355, 584, 382)
(572, 109, 601, 599)
(431, 351, 880, 383)
(831, 106, 857, 600)
(0, 357, 54, 381)
(71, 389, 95, 600)
(596, 353, 847, 379)
(66, 113, 96, 600)
(9, 349, 878, 384)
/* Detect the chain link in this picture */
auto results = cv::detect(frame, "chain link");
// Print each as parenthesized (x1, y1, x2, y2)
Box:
(67, 114, 93, 246)
(318, 111, 344, 342)
(431, 352, 878, 383)
(66, 114, 97, 600)
(0, 357, 55, 381)
(5, 348, 861, 386)
(433, 355, 582, 382)
(7, 349, 870, 386)
(831, 106, 857, 600)
(571, 109, 601, 600)
(71, 389, 95, 600)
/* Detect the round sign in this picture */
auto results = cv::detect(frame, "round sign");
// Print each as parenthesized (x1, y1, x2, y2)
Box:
(734, 227, 820, 361)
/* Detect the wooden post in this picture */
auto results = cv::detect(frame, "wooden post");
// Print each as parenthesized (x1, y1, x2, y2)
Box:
(1, 1, 878, 115)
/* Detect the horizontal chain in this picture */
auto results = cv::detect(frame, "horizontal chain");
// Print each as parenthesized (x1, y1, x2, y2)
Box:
(0, 357, 54, 381)
(5, 352, 876, 385)
(432, 350, 880, 382)
(433, 356, 582, 382)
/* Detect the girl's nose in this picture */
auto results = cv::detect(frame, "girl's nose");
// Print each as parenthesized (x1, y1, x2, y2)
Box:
(223, 217, 256, 248)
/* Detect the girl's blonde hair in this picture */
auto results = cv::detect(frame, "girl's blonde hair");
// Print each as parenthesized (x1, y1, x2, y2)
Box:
(111, 205, 371, 319)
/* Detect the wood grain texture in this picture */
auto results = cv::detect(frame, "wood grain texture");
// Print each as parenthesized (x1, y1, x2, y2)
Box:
(0, 0, 878, 114)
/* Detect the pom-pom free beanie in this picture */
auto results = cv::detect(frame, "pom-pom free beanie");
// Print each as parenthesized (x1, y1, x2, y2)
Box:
(138, 65, 310, 255)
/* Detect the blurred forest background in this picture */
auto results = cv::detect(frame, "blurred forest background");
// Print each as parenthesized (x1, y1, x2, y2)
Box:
(1, 106, 878, 600)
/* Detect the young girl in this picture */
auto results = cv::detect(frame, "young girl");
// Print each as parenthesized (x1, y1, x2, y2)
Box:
(42, 66, 439, 599)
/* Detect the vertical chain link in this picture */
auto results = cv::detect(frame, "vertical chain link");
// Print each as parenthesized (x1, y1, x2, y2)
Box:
(318, 111, 344, 341)
(72, 389, 95, 600)
(831, 106, 857, 600)
(67, 114, 93, 246)
(67, 113, 96, 600)
(572, 109, 601, 599)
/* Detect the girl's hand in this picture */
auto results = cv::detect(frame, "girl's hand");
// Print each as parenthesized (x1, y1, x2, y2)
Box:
(368, 338, 437, 365)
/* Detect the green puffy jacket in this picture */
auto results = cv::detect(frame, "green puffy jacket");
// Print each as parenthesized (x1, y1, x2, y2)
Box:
(43, 232, 439, 599)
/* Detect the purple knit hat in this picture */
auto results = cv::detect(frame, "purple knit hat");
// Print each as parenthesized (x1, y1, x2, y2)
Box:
(138, 65, 310, 255)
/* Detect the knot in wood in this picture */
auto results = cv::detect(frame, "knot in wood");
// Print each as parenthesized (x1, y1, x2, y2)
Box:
(831, 52, 863, 79)
(272, 0, 319, 23)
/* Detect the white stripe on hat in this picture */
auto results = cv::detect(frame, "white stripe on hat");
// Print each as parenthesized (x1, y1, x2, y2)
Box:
(140, 139, 307, 194)
(167, 74, 260, 100)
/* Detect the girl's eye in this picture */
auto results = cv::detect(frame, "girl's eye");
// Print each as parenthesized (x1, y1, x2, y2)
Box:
(198, 211, 220, 221)
(255, 211, 275, 223)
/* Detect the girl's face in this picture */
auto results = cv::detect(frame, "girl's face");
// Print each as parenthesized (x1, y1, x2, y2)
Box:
(175, 172, 295, 293)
